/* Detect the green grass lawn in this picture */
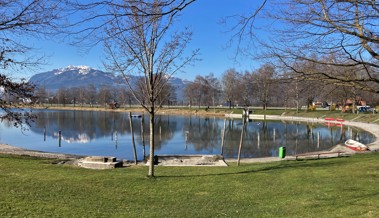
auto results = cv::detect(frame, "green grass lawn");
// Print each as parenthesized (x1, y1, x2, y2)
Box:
(1, 153, 379, 217)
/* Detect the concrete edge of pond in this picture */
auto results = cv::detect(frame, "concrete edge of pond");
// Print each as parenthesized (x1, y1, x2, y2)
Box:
(1, 114, 378, 165)
(146, 155, 228, 167)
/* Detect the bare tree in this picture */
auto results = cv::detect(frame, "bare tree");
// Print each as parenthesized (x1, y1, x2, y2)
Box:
(68, 0, 196, 47)
(203, 73, 221, 109)
(156, 81, 177, 106)
(229, 0, 379, 93)
(56, 87, 68, 106)
(0, 0, 65, 127)
(102, 1, 198, 177)
(97, 85, 111, 108)
(1, 0, 65, 69)
(183, 81, 196, 108)
(239, 71, 254, 107)
(34, 86, 48, 106)
(185, 77, 203, 108)
(0, 76, 35, 128)
(116, 87, 132, 107)
(221, 69, 242, 108)
(251, 64, 276, 111)
(188, 74, 221, 109)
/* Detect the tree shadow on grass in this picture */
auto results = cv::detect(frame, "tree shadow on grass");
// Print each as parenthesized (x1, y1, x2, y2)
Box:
(157, 158, 352, 178)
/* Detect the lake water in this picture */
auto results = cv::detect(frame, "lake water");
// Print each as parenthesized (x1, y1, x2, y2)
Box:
(0, 110, 374, 160)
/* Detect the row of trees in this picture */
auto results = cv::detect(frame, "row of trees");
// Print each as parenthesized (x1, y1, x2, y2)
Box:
(32, 62, 379, 111)
(34, 81, 178, 108)
(184, 65, 379, 111)
(35, 85, 133, 107)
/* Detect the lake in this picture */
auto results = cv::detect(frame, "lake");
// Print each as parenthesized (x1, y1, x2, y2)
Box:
(0, 109, 374, 160)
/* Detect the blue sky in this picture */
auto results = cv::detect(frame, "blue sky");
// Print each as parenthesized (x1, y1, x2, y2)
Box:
(25, 1, 264, 81)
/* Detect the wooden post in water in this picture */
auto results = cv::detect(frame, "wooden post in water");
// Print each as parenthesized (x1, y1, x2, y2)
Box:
(129, 112, 138, 165)
(43, 127, 46, 142)
(273, 128, 276, 142)
(159, 126, 162, 141)
(58, 130, 62, 147)
(115, 131, 118, 149)
(317, 131, 320, 148)
(140, 115, 146, 158)
(237, 120, 247, 166)
(185, 131, 189, 150)
(220, 119, 226, 155)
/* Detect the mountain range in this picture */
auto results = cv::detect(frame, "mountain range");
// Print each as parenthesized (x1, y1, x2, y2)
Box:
(29, 66, 189, 98)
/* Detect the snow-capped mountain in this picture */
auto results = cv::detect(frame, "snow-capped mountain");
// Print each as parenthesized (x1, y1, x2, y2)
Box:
(29, 66, 189, 98)
(56, 65, 92, 75)
(29, 66, 119, 92)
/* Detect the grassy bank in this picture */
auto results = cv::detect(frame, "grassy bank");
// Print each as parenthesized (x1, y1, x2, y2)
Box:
(1, 153, 378, 217)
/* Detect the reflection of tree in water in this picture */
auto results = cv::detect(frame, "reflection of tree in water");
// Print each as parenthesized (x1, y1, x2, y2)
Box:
(182, 116, 222, 153)
(27, 110, 374, 158)
(152, 115, 177, 150)
(31, 111, 180, 148)
(218, 120, 370, 158)
(31, 110, 133, 143)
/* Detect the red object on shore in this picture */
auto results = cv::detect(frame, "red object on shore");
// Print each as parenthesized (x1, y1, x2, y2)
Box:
(345, 139, 369, 151)
(324, 117, 335, 121)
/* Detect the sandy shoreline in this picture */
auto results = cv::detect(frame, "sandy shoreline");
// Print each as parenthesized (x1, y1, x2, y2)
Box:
(0, 143, 82, 159)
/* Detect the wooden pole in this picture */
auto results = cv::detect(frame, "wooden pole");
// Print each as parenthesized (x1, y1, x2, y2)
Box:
(237, 120, 246, 166)
(129, 112, 138, 165)
(115, 131, 118, 149)
(58, 130, 62, 147)
(185, 131, 189, 150)
(43, 126, 46, 142)
(220, 119, 226, 155)
(141, 115, 146, 159)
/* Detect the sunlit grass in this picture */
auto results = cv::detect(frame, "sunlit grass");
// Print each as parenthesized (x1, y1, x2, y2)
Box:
(1, 153, 379, 217)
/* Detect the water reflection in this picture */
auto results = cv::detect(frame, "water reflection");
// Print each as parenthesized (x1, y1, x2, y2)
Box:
(0, 109, 374, 160)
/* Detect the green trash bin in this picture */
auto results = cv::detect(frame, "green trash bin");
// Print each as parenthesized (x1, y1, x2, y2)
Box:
(279, 146, 286, 158)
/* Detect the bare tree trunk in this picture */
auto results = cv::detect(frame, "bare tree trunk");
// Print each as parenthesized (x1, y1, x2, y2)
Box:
(148, 110, 155, 177)
(141, 115, 146, 158)
(129, 112, 137, 165)
(264, 103, 267, 120)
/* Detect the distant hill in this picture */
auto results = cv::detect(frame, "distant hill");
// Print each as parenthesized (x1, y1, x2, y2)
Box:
(29, 66, 121, 92)
(28, 65, 190, 99)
